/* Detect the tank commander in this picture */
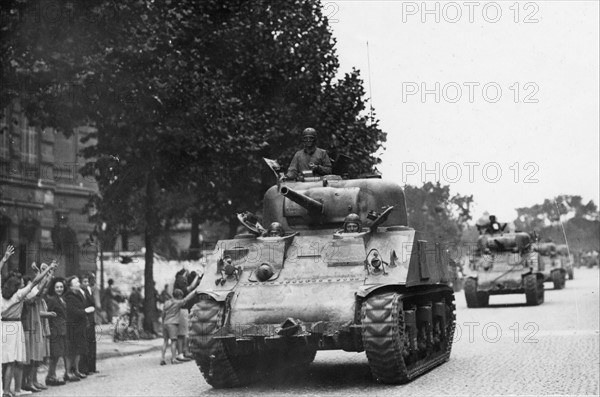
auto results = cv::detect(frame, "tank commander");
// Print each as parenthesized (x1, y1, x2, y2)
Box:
(264, 222, 285, 237)
(285, 127, 332, 180)
(342, 213, 362, 233)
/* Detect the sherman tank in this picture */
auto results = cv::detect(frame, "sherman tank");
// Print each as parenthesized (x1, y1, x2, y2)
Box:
(188, 174, 456, 388)
(535, 242, 567, 289)
(464, 226, 544, 307)
(556, 244, 574, 280)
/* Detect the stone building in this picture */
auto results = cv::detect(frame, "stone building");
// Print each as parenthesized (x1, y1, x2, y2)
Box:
(0, 101, 98, 278)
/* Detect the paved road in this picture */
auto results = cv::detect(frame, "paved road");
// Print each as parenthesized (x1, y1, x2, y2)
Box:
(39, 267, 599, 396)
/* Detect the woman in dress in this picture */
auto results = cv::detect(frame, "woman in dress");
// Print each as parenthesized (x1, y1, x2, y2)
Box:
(21, 263, 54, 392)
(64, 276, 92, 381)
(44, 277, 68, 386)
(2, 262, 57, 397)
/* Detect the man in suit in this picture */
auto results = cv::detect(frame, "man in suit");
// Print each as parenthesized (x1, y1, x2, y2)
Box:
(80, 273, 98, 374)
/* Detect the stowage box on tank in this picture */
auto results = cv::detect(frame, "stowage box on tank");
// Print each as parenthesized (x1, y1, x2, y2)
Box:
(188, 175, 456, 388)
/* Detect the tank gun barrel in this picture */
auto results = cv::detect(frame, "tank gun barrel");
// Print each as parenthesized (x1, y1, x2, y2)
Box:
(280, 186, 323, 214)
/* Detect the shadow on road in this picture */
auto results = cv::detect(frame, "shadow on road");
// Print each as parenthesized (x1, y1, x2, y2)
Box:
(205, 360, 388, 393)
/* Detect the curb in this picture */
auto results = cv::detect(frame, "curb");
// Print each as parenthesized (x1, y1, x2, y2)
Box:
(96, 343, 163, 361)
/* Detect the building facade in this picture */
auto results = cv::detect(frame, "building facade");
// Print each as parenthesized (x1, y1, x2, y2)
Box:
(0, 101, 98, 278)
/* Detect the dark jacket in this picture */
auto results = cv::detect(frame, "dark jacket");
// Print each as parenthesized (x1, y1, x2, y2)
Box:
(83, 286, 96, 325)
(45, 295, 67, 336)
(65, 289, 89, 355)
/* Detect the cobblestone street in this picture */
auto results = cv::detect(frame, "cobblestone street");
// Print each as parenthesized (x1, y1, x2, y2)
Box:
(36, 267, 599, 396)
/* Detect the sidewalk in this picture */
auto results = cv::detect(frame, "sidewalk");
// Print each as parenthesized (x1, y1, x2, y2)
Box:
(95, 324, 164, 360)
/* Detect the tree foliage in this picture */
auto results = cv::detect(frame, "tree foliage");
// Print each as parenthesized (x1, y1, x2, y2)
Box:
(2, 0, 387, 332)
(513, 195, 599, 252)
(404, 182, 473, 244)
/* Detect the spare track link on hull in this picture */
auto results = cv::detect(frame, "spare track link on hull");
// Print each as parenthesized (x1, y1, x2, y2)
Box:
(189, 297, 242, 388)
(361, 288, 456, 384)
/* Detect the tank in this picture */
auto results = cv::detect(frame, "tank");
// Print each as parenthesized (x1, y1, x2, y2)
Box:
(188, 175, 456, 387)
(556, 244, 574, 280)
(464, 227, 545, 308)
(535, 242, 567, 289)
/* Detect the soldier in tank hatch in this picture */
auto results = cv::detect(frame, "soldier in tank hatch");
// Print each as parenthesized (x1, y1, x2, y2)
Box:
(264, 222, 285, 237)
(285, 128, 332, 180)
(342, 213, 362, 233)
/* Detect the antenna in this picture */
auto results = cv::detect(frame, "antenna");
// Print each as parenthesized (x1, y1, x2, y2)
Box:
(554, 199, 571, 258)
(366, 41, 374, 123)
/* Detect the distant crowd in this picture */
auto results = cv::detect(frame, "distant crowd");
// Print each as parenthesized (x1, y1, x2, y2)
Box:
(97, 265, 203, 366)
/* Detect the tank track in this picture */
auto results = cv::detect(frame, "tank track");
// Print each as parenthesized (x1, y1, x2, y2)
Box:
(361, 288, 455, 384)
(188, 297, 242, 388)
(189, 296, 317, 388)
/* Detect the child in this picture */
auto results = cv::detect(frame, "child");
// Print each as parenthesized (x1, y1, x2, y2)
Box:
(160, 284, 198, 366)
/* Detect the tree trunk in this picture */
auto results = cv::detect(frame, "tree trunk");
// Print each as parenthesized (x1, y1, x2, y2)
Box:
(143, 172, 157, 335)
(189, 210, 201, 260)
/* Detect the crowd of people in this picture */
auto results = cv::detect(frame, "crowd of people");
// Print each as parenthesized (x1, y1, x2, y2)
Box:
(1, 246, 99, 397)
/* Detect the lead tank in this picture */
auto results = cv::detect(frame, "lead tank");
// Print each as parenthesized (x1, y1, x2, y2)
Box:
(188, 175, 456, 387)
(464, 227, 545, 307)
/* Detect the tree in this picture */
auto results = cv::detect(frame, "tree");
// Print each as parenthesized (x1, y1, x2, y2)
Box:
(404, 182, 473, 244)
(513, 195, 599, 252)
(2, 0, 387, 334)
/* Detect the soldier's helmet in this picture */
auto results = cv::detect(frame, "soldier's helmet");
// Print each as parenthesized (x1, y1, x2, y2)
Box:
(267, 222, 284, 237)
(343, 213, 362, 233)
(302, 127, 317, 139)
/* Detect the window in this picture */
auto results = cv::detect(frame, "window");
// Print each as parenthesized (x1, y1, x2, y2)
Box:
(0, 108, 8, 159)
(20, 113, 39, 164)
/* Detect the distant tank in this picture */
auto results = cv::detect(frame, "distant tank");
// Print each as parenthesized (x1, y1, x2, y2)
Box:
(535, 242, 567, 289)
(188, 173, 456, 387)
(556, 244, 574, 280)
(464, 218, 544, 307)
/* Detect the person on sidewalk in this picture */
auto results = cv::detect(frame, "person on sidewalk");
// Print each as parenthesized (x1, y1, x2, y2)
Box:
(45, 277, 68, 386)
(159, 284, 199, 366)
(21, 263, 54, 392)
(64, 276, 93, 381)
(176, 272, 200, 361)
(101, 279, 122, 324)
(80, 273, 98, 375)
(128, 286, 142, 331)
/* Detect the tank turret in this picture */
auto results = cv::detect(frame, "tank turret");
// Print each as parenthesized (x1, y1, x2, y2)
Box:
(535, 242, 557, 256)
(478, 232, 532, 253)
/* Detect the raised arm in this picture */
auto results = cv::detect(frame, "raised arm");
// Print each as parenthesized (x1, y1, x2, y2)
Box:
(188, 273, 201, 291)
(0, 245, 15, 272)
(182, 283, 200, 304)
(32, 260, 58, 287)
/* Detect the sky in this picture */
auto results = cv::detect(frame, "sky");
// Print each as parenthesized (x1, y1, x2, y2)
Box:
(328, 0, 599, 222)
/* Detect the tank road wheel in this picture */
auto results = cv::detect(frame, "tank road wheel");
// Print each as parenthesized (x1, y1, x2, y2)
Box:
(464, 278, 480, 308)
(189, 295, 259, 388)
(361, 290, 455, 384)
(552, 271, 566, 290)
(524, 274, 544, 306)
